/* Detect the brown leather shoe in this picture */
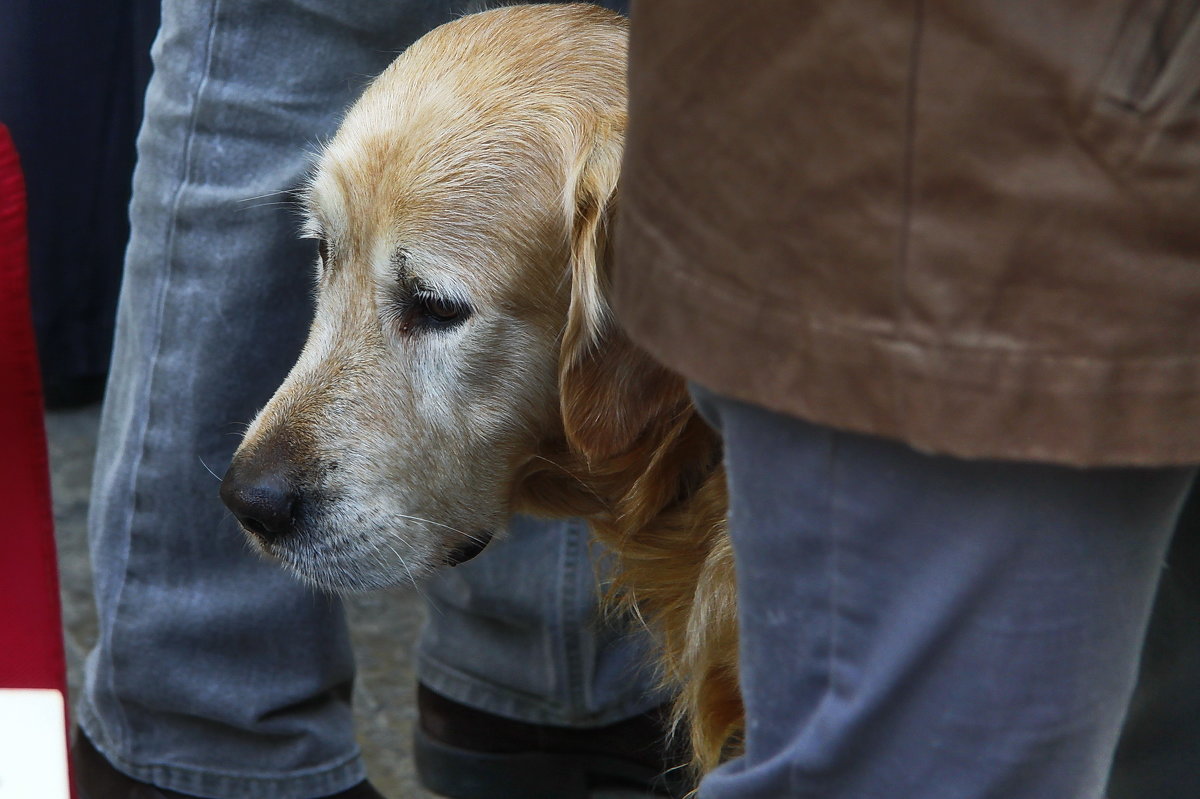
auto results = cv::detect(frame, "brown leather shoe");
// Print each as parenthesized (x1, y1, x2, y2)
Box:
(72, 728, 386, 799)
(414, 684, 693, 799)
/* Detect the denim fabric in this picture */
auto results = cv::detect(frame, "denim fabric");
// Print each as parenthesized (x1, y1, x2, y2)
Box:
(690, 385, 1197, 799)
(418, 516, 667, 728)
(1109, 486, 1200, 799)
(78, 2, 649, 797)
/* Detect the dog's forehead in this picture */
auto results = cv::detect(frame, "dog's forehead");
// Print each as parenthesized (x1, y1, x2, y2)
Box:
(303, 4, 626, 303)
(306, 151, 527, 299)
(307, 115, 559, 299)
(312, 93, 560, 240)
(312, 5, 624, 217)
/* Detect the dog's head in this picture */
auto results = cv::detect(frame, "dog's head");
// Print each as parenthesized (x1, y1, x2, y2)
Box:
(220, 4, 680, 591)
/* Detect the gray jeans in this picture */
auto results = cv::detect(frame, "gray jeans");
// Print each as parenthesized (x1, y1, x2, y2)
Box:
(691, 386, 1198, 799)
(77, 2, 653, 797)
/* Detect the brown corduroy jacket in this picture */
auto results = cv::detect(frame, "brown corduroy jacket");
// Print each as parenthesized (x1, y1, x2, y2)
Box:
(613, 0, 1200, 467)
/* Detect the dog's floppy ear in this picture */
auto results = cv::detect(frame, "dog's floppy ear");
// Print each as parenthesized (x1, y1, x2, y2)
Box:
(558, 121, 685, 463)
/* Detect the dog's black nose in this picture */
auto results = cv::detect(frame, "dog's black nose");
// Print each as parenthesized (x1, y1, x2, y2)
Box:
(220, 467, 298, 544)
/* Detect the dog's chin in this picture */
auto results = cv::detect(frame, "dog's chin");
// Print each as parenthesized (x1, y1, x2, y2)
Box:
(247, 533, 439, 594)
(287, 558, 413, 594)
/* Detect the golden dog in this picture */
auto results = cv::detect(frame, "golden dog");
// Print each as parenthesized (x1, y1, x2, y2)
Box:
(221, 3, 739, 773)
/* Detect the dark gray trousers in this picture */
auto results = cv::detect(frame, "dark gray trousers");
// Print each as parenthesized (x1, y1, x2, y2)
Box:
(692, 386, 1197, 799)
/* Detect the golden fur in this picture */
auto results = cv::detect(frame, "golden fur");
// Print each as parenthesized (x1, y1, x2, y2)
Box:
(227, 3, 740, 775)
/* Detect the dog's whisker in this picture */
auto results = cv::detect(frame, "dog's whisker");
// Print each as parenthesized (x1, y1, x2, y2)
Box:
(388, 512, 474, 538)
(396, 552, 421, 589)
(239, 200, 301, 212)
(529, 454, 605, 504)
(198, 456, 223, 482)
(221, 420, 253, 436)
(375, 538, 441, 612)
(383, 540, 426, 593)
(237, 190, 291, 204)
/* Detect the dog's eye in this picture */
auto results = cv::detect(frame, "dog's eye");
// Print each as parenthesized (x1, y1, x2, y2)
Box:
(413, 291, 469, 328)
(391, 285, 471, 335)
(317, 238, 331, 267)
(424, 297, 460, 322)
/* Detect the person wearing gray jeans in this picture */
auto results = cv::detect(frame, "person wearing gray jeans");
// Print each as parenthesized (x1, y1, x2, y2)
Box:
(72, 2, 666, 798)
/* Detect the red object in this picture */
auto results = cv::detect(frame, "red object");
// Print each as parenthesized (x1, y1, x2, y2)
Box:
(0, 122, 74, 793)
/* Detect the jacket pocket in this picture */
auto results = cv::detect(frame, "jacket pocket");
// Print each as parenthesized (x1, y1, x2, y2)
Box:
(1079, 0, 1200, 203)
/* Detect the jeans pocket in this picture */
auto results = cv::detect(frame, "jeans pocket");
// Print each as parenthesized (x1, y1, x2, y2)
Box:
(1078, 0, 1200, 204)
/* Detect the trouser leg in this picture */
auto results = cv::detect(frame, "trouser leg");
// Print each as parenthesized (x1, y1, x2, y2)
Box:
(1108, 481, 1200, 798)
(691, 386, 1195, 799)
(79, 2, 468, 796)
(419, 516, 670, 727)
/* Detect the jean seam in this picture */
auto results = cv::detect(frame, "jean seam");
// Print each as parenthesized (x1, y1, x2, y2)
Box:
(99, 0, 223, 755)
(563, 520, 587, 717)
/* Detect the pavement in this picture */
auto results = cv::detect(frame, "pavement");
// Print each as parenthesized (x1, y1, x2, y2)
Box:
(45, 403, 651, 799)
